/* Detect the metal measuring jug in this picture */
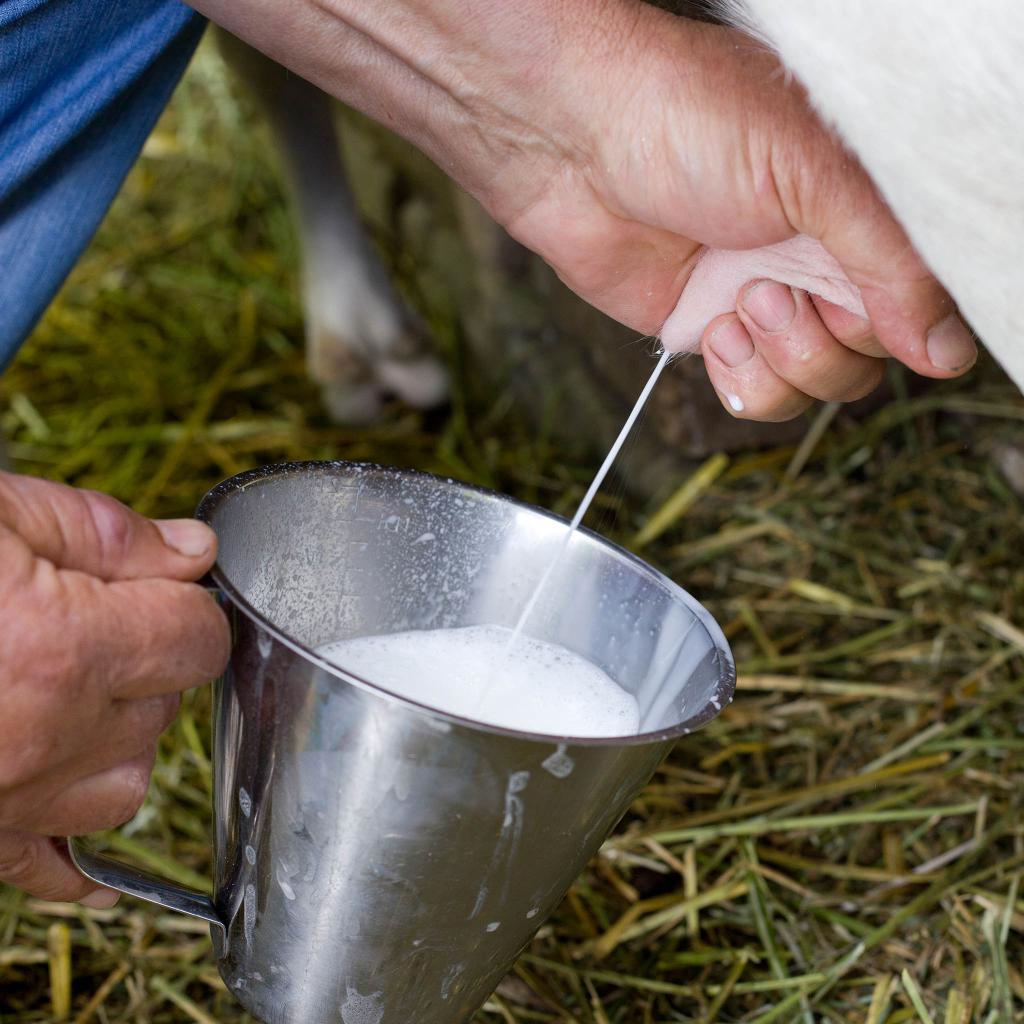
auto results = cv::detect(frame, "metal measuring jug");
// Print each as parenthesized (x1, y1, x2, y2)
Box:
(70, 461, 735, 1024)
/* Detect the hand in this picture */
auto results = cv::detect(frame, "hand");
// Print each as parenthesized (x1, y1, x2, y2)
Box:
(475, 10, 977, 421)
(189, 0, 976, 421)
(0, 473, 229, 906)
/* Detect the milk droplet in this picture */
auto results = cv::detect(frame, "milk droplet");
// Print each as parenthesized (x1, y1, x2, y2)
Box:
(243, 884, 256, 946)
(542, 744, 575, 779)
(256, 628, 273, 660)
(276, 862, 296, 901)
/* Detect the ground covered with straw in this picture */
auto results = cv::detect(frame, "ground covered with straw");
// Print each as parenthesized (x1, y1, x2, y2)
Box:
(2, 44, 1023, 1024)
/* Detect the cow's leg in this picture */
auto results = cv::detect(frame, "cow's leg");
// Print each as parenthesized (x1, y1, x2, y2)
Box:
(216, 30, 448, 423)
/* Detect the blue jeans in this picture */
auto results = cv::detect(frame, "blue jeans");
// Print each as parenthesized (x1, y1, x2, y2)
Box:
(0, 0, 205, 371)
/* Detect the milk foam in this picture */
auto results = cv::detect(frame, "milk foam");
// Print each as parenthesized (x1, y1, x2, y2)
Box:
(316, 624, 639, 738)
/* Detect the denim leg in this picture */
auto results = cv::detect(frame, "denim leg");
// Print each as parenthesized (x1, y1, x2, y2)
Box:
(0, 0, 206, 370)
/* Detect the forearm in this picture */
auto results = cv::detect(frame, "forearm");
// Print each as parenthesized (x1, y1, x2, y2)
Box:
(187, 0, 649, 219)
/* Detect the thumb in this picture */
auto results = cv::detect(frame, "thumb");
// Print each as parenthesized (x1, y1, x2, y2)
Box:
(794, 153, 977, 378)
(0, 472, 216, 582)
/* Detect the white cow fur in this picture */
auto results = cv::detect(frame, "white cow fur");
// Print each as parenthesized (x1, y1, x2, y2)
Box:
(720, 0, 1024, 392)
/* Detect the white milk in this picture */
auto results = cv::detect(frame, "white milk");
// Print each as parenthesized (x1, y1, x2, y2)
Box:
(317, 624, 639, 737)
(507, 350, 671, 652)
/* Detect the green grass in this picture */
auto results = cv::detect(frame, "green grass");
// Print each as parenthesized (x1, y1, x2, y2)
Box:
(2, 42, 1024, 1024)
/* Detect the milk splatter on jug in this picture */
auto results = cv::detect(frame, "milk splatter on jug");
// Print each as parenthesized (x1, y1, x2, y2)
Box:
(317, 624, 638, 737)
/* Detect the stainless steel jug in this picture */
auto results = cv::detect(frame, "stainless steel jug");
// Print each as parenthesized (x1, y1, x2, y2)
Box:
(71, 461, 734, 1024)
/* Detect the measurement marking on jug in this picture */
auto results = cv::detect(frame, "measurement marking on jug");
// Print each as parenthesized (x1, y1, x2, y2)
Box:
(244, 844, 256, 865)
(239, 788, 252, 818)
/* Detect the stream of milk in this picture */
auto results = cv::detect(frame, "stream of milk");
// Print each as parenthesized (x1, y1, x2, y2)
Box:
(505, 349, 671, 653)
(317, 350, 671, 737)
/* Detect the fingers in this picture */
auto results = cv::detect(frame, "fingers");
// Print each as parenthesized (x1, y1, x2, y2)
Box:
(21, 752, 155, 837)
(0, 554, 226, 843)
(833, 222, 977, 378)
(35, 696, 179, 802)
(65, 574, 231, 701)
(788, 144, 978, 378)
(702, 280, 888, 420)
(0, 685, 177, 826)
(810, 295, 887, 359)
(736, 282, 886, 402)
(0, 472, 217, 582)
(0, 830, 117, 906)
(702, 315, 813, 422)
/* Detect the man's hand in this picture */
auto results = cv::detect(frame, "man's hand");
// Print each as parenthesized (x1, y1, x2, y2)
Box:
(189, 0, 976, 421)
(0, 472, 229, 906)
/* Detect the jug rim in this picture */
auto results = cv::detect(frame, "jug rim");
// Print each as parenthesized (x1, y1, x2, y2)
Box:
(196, 460, 735, 747)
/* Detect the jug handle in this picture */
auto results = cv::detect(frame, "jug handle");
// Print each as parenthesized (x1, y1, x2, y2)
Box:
(67, 838, 225, 934)
(66, 572, 227, 935)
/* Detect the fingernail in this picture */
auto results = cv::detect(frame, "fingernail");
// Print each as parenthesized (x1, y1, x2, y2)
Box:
(155, 519, 214, 558)
(741, 280, 796, 332)
(80, 888, 120, 909)
(725, 392, 745, 412)
(926, 314, 976, 372)
(708, 319, 755, 367)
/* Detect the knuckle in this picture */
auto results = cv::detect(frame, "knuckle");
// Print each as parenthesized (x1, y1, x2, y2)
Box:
(746, 393, 811, 423)
(0, 703, 68, 800)
(0, 835, 40, 887)
(836, 322, 875, 347)
(109, 766, 152, 827)
(0, 745, 40, 798)
(159, 693, 182, 732)
(759, 330, 817, 378)
(813, 357, 885, 405)
(840, 366, 885, 403)
(81, 490, 137, 571)
(183, 597, 231, 680)
(133, 695, 180, 741)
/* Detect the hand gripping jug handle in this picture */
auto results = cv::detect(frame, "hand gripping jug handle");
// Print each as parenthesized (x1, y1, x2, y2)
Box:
(68, 575, 227, 936)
